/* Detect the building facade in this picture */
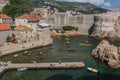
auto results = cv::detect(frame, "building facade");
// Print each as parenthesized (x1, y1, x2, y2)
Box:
(0, 14, 13, 26)
(15, 14, 43, 30)
(0, 24, 12, 45)
(13, 25, 37, 43)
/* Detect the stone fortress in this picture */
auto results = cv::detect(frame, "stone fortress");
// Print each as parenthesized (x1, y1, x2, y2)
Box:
(92, 10, 120, 40)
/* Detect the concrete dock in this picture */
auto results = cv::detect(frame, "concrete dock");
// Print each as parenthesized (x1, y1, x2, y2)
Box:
(0, 62, 85, 73)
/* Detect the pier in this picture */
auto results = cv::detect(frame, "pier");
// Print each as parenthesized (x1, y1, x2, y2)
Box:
(0, 62, 85, 73)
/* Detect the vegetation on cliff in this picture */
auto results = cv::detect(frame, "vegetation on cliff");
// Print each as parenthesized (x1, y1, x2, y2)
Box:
(2, 0, 33, 19)
(32, 0, 109, 14)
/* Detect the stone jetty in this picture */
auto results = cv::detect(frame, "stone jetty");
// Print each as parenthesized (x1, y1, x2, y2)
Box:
(0, 61, 85, 73)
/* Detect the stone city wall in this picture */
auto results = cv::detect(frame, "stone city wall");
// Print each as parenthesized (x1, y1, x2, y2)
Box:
(0, 34, 52, 57)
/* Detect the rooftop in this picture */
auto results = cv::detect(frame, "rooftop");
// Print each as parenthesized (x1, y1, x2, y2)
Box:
(16, 14, 42, 20)
(14, 25, 33, 31)
(0, 24, 11, 31)
(0, 14, 11, 19)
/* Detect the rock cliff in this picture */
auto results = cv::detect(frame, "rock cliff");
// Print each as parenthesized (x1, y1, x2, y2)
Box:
(92, 40, 120, 68)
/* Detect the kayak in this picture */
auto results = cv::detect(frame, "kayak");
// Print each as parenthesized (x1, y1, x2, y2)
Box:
(87, 67, 99, 74)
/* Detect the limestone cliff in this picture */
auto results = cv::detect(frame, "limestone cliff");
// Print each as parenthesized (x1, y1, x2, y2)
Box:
(92, 40, 120, 68)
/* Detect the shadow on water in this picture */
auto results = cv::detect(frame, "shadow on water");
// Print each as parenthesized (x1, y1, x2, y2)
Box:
(77, 73, 120, 80)
(45, 74, 73, 80)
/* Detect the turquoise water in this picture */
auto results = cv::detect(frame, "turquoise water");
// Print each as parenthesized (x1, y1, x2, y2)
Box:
(1, 36, 120, 80)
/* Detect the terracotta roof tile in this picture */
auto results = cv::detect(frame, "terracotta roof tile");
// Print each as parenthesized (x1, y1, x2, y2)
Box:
(14, 25, 33, 31)
(0, 14, 11, 19)
(16, 14, 42, 20)
(0, 24, 11, 31)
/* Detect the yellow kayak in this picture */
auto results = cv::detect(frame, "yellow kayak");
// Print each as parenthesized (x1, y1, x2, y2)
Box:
(79, 43, 87, 46)
(87, 67, 99, 74)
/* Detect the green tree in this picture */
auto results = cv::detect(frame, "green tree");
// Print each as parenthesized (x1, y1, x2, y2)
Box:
(2, 0, 33, 20)
(63, 26, 77, 31)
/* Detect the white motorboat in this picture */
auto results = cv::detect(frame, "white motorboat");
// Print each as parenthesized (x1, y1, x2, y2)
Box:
(17, 68, 27, 72)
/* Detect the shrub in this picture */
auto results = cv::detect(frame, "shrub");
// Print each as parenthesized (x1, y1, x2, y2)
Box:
(63, 26, 76, 31)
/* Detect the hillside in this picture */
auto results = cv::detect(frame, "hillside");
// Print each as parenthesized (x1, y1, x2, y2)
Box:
(31, 0, 109, 14)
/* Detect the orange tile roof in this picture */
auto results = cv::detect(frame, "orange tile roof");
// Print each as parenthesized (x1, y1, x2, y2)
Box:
(0, 24, 11, 31)
(0, 14, 11, 19)
(14, 25, 33, 31)
(16, 14, 42, 20)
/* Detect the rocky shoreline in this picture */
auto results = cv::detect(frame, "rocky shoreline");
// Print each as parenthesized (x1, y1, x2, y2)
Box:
(92, 40, 120, 69)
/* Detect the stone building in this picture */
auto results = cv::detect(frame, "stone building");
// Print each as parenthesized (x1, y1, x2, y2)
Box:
(15, 14, 43, 30)
(13, 25, 37, 43)
(0, 24, 12, 45)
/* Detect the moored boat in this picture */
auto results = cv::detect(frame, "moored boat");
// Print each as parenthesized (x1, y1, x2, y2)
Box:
(66, 41, 70, 44)
(79, 43, 93, 47)
(87, 67, 99, 74)
(87, 44, 94, 47)
(67, 48, 75, 52)
(17, 68, 27, 72)
(79, 43, 87, 46)
(65, 38, 70, 40)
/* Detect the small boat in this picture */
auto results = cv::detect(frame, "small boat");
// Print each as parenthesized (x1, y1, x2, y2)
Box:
(87, 67, 99, 74)
(87, 44, 93, 47)
(79, 43, 87, 46)
(79, 43, 93, 47)
(39, 52, 43, 55)
(17, 68, 27, 72)
(65, 38, 70, 40)
(67, 49, 75, 52)
(83, 40, 88, 42)
(56, 36, 61, 39)
(64, 34, 70, 37)
(66, 41, 70, 44)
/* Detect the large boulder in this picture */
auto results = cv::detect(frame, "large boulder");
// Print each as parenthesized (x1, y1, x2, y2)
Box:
(92, 40, 120, 68)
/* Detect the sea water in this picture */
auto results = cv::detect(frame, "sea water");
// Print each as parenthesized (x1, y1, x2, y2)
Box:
(0, 36, 120, 80)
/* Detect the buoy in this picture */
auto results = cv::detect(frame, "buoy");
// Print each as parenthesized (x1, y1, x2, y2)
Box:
(27, 53, 31, 56)
(39, 52, 43, 55)
(66, 41, 70, 44)
(23, 51, 28, 55)
(24, 51, 28, 54)
(14, 54, 18, 58)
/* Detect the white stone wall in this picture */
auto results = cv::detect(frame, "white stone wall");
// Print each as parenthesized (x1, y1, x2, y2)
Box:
(27, 23, 40, 30)
(13, 30, 37, 43)
(15, 19, 28, 26)
(46, 12, 94, 28)
(0, 30, 12, 45)
(93, 11, 120, 36)
(2, 19, 13, 26)
(0, 29, 52, 55)
(0, 18, 2, 23)
(54, 12, 70, 27)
